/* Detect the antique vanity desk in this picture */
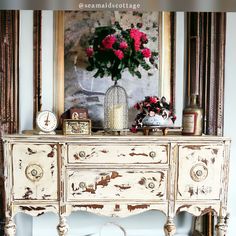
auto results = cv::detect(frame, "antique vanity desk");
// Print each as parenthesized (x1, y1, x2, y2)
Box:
(3, 134, 230, 236)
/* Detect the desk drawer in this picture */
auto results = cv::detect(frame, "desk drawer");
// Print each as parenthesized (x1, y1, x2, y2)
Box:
(177, 144, 224, 200)
(12, 143, 58, 201)
(68, 144, 168, 164)
(67, 169, 167, 201)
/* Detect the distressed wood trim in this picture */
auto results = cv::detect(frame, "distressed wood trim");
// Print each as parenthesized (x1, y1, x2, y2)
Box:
(0, 11, 19, 235)
(170, 12, 176, 110)
(33, 10, 42, 128)
(159, 12, 176, 105)
(53, 11, 64, 118)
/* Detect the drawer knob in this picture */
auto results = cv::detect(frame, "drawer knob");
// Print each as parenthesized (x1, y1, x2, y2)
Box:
(149, 151, 156, 158)
(148, 182, 155, 189)
(79, 182, 86, 189)
(25, 164, 43, 182)
(190, 163, 208, 182)
(196, 170, 203, 177)
(79, 151, 86, 158)
(31, 169, 38, 176)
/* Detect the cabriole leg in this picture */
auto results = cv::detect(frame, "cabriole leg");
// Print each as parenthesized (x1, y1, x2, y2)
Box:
(57, 216, 69, 236)
(164, 217, 176, 236)
(4, 217, 16, 236)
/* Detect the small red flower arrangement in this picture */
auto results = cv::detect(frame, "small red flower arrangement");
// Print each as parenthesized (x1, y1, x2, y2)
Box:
(85, 22, 158, 81)
(131, 96, 176, 132)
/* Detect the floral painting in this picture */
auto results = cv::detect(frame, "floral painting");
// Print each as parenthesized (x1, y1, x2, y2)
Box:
(64, 11, 160, 128)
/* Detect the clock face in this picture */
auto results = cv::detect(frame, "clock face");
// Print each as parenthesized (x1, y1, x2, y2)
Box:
(36, 111, 58, 133)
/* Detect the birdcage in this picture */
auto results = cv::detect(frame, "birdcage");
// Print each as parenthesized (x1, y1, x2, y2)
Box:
(104, 82, 128, 131)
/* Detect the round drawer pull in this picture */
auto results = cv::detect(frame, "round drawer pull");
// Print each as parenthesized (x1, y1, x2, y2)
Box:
(196, 170, 203, 177)
(25, 164, 43, 182)
(31, 169, 38, 176)
(79, 182, 86, 189)
(79, 151, 86, 158)
(149, 151, 156, 158)
(190, 163, 208, 182)
(148, 182, 155, 189)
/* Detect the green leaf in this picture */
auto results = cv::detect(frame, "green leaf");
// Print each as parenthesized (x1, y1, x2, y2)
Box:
(135, 71, 142, 79)
(151, 36, 157, 42)
(93, 70, 101, 78)
(140, 61, 151, 70)
(128, 68, 135, 76)
(86, 66, 94, 71)
(152, 51, 159, 57)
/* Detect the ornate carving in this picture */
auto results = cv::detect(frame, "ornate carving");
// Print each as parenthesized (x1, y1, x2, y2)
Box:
(215, 216, 228, 236)
(164, 217, 176, 236)
(57, 216, 68, 236)
(4, 218, 16, 236)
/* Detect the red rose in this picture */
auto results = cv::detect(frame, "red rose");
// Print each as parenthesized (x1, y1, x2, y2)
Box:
(130, 28, 142, 51)
(141, 48, 151, 58)
(102, 35, 116, 49)
(114, 49, 124, 60)
(141, 33, 148, 43)
(119, 41, 128, 50)
(134, 39, 141, 51)
(134, 103, 140, 109)
(149, 97, 158, 104)
(130, 28, 142, 40)
(86, 47, 94, 57)
(130, 126, 137, 133)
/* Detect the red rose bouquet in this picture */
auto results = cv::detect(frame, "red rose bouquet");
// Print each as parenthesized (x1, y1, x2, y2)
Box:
(85, 22, 158, 81)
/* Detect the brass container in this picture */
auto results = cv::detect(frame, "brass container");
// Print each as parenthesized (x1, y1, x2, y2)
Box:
(182, 95, 203, 136)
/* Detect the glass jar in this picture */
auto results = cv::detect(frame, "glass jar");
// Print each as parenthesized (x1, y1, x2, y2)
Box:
(182, 94, 203, 135)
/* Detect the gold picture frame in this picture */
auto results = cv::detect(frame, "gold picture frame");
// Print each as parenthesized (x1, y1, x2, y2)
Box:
(53, 11, 176, 120)
(63, 119, 91, 135)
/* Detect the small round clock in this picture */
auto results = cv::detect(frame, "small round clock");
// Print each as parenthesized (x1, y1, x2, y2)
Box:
(36, 110, 58, 134)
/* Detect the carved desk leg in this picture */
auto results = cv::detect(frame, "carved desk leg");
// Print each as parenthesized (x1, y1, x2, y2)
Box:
(215, 214, 228, 236)
(5, 217, 16, 236)
(164, 217, 176, 236)
(57, 216, 69, 236)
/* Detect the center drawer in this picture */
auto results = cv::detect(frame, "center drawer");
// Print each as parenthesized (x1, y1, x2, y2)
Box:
(66, 169, 167, 201)
(67, 144, 168, 164)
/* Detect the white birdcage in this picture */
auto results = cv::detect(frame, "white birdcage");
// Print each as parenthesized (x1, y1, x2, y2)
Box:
(104, 82, 128, 131)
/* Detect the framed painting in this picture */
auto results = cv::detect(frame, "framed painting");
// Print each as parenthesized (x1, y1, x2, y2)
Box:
(54, 11, 176, 128)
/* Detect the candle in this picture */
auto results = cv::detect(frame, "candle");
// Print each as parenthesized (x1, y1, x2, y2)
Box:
(109, 104, 124, 130)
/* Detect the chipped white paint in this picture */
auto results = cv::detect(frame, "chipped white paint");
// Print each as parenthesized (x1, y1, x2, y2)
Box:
(67, 202, 168, 218)
(177, 145, 224, 200)
(12, 144, 58, 200)
(68, 144, 168, 164)
(2, 135, 231, 236)
(67, 169, 167, 201)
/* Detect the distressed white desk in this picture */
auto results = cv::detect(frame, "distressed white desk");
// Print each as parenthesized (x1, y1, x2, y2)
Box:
(2, 135, 230, 236)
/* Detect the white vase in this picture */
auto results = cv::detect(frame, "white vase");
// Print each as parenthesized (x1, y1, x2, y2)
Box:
(142, 114, 172, 127)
